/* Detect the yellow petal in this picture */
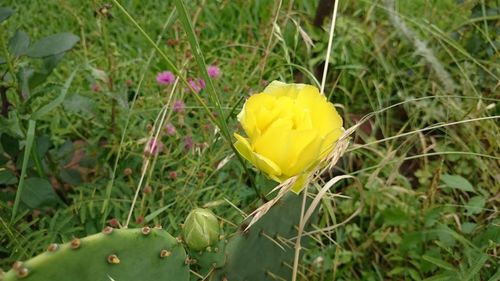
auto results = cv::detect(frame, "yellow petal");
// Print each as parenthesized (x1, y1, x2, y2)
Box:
(297, 86, 343, 137)
(292, 106, 313, 130)
(253, 117, 293, 170)
(244, 93, 276, 113)
(319, 128, 344, 158)
(253, 152, 282, 177)
(234, 133, 282, 178)
(240, 94, 277, 138)
(285, 130, 322, 176)
(290, 174, 309, 194)
(233, 133, 254, 163)
(255, 106, 281, 135)
(263, 81, 304, 99)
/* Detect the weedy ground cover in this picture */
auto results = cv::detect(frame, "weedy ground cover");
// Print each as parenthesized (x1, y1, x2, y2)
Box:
(0, 0, 498, 280)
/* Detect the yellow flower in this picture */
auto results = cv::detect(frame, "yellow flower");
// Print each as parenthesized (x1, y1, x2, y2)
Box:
(234, 81, 343, 193)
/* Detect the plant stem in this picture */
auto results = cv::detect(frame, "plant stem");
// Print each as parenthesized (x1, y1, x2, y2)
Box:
(292, 188, 308, 281)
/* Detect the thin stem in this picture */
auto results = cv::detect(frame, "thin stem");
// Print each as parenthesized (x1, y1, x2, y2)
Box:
(292, 187, 308, 281)
(100, 9, 176, 218)
(124, 75, 177, 228)
(320, 0, 340, 95)
(348, 115, 500, 152)
(172, 0, 264, 200)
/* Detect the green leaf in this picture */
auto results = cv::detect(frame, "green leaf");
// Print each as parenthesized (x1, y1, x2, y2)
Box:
(382, 207, 410, 226)
(8, 30, 30, 57)
(460, 222, 476, 234)
(0, 169, 17, 185)
(17, 66, 34, 97)
(63, 92, 94, 114)
(27, 72, 50, 90)
(421, 255, 455, 271)
(59, 169, 82, 185)
(422, 273, 454, 281)
(0, 133, 19, 158)
(440, 174, 474, 192)
(36, 135, 51, 158)
(24, 32, 79, 58)
(41, 52, 65, 74)
(20, 177, 58, 208)
(31, 69, 77, 119)
(0, 7, 14, 23)
(465, 196, 486, 216)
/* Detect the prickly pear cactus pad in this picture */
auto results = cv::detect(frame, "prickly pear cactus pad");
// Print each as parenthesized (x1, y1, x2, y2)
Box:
(3, 227, 189, 281)
(214, 193, 311, 281)
(189, 240, 227, 277)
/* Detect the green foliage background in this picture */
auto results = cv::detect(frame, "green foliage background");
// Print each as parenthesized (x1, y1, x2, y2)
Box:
(0, 0, 498, 280)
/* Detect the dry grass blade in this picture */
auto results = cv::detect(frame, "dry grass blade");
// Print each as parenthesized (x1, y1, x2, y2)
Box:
(299, 179, 364, 238)
(302, 175, 354, 224)
(244, 177, 295, 231)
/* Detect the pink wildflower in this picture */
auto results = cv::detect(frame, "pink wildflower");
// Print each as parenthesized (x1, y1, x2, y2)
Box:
(207, 65, 220, 78)
(165, 123, 176, 136)
(144, 137, 164, 157)
(198, 79, 206, 89)
(172, 100, 185, 113)
(188, 79, 202, 93)
(156, 71, 175, 85)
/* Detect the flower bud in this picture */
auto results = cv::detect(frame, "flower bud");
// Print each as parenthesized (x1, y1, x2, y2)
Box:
(182, 208, 219, 251)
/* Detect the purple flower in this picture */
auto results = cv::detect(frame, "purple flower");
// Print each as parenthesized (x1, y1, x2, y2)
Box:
(198, 79, 206, 89)
(144, 138, 164, 156)
(188, 79, 202, 93)
(207, 65, 220, 78)
(156, 71, 175, 85)
(165, 123, 176, 136)
(184, 136, 193, 151)
(172, 100, 185, 113)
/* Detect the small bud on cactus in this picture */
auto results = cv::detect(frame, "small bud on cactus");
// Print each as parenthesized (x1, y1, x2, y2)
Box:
(182, 208, 219, 251)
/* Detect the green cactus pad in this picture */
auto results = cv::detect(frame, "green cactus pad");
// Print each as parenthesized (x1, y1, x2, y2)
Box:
(214, 193, 312, 281)
(189, 239, 227, 277)
(3, 227, 189, 281)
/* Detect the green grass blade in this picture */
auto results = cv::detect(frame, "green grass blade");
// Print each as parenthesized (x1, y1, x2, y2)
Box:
(421, 255, 455, 272)
(171, 0, 231, 140)
(172, 0, 262, 198)
(11, 119, 36, 222)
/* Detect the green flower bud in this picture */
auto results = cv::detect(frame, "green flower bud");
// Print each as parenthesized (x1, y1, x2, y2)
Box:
(182, 208, 219, 251)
